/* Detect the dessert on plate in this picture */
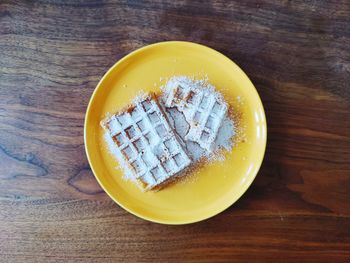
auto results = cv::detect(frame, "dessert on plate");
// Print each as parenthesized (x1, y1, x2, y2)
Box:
(162, 76, 228, 153)
(101, 93, 191, 190)
(102, 76, 235, 191)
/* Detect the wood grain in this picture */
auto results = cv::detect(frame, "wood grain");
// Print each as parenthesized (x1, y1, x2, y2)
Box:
(0, 0, 350, 262)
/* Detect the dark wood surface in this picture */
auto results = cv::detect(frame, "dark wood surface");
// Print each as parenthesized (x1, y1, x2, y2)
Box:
(1, 0, 350, 262)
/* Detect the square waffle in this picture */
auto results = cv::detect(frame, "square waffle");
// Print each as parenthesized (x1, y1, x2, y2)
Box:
(101, 93, 192, 190)
(162, 78, 228, 152)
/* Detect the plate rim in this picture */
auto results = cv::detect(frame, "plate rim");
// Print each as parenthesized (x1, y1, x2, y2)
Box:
(84, 41, 267, 224)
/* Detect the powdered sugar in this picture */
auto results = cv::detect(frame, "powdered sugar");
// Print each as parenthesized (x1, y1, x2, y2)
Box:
(161, 76, 228, 152)
(102, 92, 191, 190)
(214, 117, 235, 151)
(104, 131, 134, 180)
(102, 75, 239, 190)
(165, 106, 235, 162)
(160, 76, 236, 162)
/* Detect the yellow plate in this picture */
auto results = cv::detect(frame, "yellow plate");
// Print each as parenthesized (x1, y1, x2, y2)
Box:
(84, 41, 266, 224)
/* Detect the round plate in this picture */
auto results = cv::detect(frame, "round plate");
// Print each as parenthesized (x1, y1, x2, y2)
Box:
(84, 41, 266, 224)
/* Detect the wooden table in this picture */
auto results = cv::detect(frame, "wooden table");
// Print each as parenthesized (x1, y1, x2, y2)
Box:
(1, 1, 349, 262)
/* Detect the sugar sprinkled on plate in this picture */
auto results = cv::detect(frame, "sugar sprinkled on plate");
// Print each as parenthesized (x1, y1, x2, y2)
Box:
(102, 75, 244, 190)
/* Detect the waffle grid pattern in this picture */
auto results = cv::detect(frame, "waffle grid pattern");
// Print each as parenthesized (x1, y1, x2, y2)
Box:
(106, 96, 191, 189)
(164, 84, 227, 151)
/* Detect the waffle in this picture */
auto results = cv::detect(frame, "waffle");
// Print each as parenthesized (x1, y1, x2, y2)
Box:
(162, 77, 228, 152)
(101, 93, 192, 190)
